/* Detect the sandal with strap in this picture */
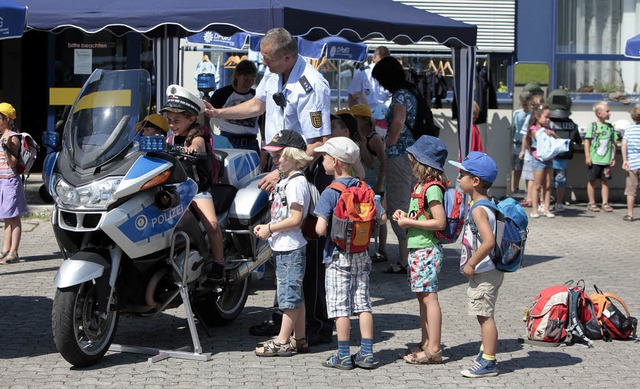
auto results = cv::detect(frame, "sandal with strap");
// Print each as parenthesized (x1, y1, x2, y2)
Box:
(587, 204, 600, 212)
(403, 349, 443, 365)
(602, 203, 614, 212)
(623, 214, 634, 222)
(291, 337, 309, 354)
(0, 252, 18, 265)
(255, 339, 294, 357)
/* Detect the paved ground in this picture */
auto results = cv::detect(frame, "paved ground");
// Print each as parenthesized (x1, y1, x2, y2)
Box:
(1, 201, 639, 388)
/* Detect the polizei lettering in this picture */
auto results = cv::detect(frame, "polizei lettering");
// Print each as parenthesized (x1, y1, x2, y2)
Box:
(151, 204, 184, 227)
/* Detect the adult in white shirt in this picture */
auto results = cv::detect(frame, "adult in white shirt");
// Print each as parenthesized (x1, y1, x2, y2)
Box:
(347, 46, 392, 123)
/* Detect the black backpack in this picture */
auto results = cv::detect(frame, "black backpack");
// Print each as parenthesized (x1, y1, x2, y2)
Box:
(406, 88, 440, 139)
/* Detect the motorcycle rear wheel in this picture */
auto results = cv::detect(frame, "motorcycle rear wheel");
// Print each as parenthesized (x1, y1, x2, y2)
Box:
(192, 275, 250, 326)
(52, 282, 118, 367)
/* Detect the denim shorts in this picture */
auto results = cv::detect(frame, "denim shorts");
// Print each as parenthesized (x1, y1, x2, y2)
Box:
(531, 157, 553, 171)
(275, 247, 306, 310)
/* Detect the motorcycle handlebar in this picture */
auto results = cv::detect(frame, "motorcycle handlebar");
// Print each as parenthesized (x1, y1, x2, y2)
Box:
(166, 145, 209, 161)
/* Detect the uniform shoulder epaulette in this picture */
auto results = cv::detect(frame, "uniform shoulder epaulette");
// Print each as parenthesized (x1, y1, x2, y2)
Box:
(298, 75, 313, 94)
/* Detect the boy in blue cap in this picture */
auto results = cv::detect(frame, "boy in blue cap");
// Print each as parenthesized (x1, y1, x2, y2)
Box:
(448, 152, 502, 378)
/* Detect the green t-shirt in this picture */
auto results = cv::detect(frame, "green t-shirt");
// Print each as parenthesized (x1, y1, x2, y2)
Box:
(407, 183, 444, 249)
(586, 122, 616, 165)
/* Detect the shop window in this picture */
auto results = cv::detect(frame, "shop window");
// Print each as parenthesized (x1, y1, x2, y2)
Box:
(555, 60, 640, 93)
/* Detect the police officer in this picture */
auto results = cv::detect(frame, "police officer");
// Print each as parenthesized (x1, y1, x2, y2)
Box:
(347, 46, 391, 126)
(547, 88, 582, 212)
(204, 27, 334, 345)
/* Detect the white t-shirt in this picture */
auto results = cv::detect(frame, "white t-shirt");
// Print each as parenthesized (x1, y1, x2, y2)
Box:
(460, 205, 497, 274)
(347, 64, 391, 119)
(268, 173, 310, 251)
(256, 54, 332, 143)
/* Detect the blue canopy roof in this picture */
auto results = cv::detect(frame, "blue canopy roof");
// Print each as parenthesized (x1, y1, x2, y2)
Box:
(0, 0, 27, 40)
(21, 0, 476, 47)
(625, 34, 640, 58)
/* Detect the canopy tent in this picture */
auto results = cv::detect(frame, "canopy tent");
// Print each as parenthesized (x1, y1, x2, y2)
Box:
(21, 0, 477, 157)
(0, 0, 27, 40)
(624, 34, 640, 58)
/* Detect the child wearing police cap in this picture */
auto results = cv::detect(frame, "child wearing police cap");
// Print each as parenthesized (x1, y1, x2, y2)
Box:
(161, 85, 226, 282)
(254, 130, 313, 356)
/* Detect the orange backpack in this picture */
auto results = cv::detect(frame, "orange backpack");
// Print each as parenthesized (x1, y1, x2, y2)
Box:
(328, 180, 377, 253)
(590, 284, 637, 341)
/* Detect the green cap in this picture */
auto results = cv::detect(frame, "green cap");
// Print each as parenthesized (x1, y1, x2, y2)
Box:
(523, 83, 543, 95)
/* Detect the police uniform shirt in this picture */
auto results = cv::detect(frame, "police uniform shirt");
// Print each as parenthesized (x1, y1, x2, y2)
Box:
(256, 54, 331, 143)
(347, 64, 391, 115)
(549, 116, 581, 160)
(210, 85, 259, 135)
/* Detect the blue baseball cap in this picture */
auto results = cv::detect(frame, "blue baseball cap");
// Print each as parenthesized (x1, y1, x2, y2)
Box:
(406, 135, 448, 171)
(448, 152, 498, 183)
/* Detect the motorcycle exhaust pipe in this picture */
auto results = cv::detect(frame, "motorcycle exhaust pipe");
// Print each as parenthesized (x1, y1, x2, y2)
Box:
(121, 267, 167, 313)
(226, 240, 272, 283)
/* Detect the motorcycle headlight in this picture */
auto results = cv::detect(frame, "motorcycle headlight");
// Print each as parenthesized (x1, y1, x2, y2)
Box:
(53, 176, 123, 210)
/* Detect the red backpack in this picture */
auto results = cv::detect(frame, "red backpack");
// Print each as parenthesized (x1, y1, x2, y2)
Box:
(328, 179, 377, 253)
(410, 180, 465, 244)
(525, 285, 570, 343)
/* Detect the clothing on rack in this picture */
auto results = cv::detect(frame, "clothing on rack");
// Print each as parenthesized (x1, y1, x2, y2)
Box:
(473, 64, 497, 124)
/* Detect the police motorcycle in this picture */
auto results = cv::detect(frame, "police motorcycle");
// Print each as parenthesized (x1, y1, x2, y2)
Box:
(43, 69, 271, 367)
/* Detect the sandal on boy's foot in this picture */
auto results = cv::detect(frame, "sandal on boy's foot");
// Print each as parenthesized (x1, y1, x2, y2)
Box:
(587, 204, 600, 212)
(255, 339, 294, 357)
(403, 349, 442, 365)
(291, 337, 309, 354)
(623, 214, 634, 222)
(322, 354, 354, 370)
(602, 203, 614, 212)
(352, 351, 379, 369)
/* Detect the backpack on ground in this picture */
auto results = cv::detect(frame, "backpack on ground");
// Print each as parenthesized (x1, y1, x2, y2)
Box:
(3, 132, 40, 178)
(524, 280, 601, 347)
(525, 284, 571, 344)
(469, 197, 528, 272)
(406, 88, 441, 139)
(285, 172, 320, 241)
(328, 179, 377, 253)
(411, 180, 466, 244)
(590, 284, 638, 341)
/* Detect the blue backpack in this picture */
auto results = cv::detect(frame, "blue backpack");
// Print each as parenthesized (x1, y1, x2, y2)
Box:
(411, 180, 466, 244)
(469, 198, 528, 272)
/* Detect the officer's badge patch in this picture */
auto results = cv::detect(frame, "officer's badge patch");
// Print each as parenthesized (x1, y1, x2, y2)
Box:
(310, 111, 322, 128)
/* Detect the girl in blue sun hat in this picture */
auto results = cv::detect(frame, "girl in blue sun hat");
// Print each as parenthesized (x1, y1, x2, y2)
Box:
(392, 135, 448, 365)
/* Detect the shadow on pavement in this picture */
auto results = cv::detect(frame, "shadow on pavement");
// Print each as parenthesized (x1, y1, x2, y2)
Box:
(0, 295, 57, 359)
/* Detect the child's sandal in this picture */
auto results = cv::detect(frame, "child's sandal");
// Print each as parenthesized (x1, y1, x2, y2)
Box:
(602, 203, 614, 212)
(587, 204, 600, 212)
(254, 339, 294, 357)
(0, 252, 19, 264)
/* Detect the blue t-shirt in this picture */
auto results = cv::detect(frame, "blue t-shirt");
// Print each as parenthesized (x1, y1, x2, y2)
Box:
(314, 177, 383, 263)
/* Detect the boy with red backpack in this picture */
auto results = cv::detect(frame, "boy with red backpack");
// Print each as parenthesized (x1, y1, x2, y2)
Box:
(314, 137, 382, 370)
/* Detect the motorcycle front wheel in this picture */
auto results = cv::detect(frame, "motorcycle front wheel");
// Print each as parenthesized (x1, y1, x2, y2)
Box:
(192, 274, 250, 326)
(52, 282, 118, 367)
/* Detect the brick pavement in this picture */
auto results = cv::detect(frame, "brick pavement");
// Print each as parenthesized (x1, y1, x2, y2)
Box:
(1, 203, 639, 388)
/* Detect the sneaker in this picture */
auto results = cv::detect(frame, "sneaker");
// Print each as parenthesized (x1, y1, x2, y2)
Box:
(529, 213, 540, 219)
(322, 354, 354, 370)
(537, 204, 545, 214)
(352, 351, 379, 369)
(471, 350, 483, 364)
(461, 358, 498, 378)
(555, 203, 564, 212)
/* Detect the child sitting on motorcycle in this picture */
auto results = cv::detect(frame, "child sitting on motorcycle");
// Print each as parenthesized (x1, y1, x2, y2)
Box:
(253, 130, 313, 356)
(161, 85, 225, 282)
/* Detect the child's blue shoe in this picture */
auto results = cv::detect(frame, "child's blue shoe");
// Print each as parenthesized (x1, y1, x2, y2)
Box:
(322, 354, 354, 370)
(352, 351, 379, 369)
(461, 358, 498, 378)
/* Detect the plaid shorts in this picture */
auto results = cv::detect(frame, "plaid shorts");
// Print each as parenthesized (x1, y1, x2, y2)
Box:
(325, 250, 372, 318)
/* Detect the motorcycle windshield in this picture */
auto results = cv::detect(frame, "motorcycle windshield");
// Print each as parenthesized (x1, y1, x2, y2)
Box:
(62, 69, 152, 170)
